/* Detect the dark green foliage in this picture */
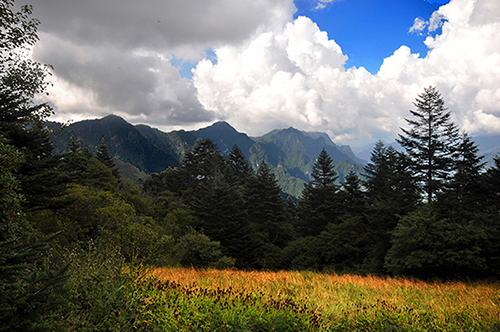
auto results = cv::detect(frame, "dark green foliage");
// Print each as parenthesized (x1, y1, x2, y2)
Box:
(0, 135, 25, 240)
(362, 142, 419, 273)
(0, 233, 70, 332)
(298, 150, 340, 236)
(319, 215, 371, 273)
(56, 151, 118, 192)
(339, 171, 366, 215)
(95, 136, 120, 178)
(246, 163, 295, 269)
(440, 132, 486, 210)
(179, 139, 227, 188)
(0, 136, 69, 331)
(227, 144, 253, 186)
(484, 155, 500, 211)
(282, 236, 322, 271)
(189, 180, 257, 268)
(0, 86, 69, 211)
(66, 132, 82, 153)
(247, 163, 295, 248)
(44, 242, 151, 331)
(385, 204, 490, 279)
(174, 230, 224, 268)
(397, 86, 460, 202)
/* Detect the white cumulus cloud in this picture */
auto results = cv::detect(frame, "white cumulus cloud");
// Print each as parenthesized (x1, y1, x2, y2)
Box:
(193, 0, 500, 145)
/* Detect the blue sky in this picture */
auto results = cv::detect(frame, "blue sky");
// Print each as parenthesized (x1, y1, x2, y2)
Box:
(172, 0, 451, 78)
(294, 0, 449, 73)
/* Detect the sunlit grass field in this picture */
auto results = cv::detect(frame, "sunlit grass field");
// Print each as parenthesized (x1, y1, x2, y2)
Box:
(125, 267, 500, 331)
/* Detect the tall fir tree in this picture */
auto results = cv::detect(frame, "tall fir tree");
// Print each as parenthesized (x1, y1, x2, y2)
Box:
(0, 134, 68, 331)
(95, 136, 120, 178)
(338, 171, 366, 216)
(397, 86, 459, 202)
(67, 131, 82, 153)
(363, 142, 419, 273)
(246, 163, 294, 268)
(439, 132, 486, 210)
(298, 149, 340, 236)
(189, 180, 257, 268)
(179, 139, 227, 189)
(227, 144, 253, 186)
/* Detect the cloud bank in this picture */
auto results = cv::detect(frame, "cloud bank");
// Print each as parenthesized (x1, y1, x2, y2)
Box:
(193, 0, 500, 144)
(27, 0, 500, 145)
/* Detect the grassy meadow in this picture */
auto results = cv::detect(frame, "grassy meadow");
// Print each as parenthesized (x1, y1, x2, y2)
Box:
(124, 267, 500, 331)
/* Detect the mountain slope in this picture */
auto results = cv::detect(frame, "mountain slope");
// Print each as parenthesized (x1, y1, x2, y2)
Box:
(193, 121, 255, 156)
(135, 124, 199, 162)
(49, 115, 365, 197)
(258, 127, 357, 164)
(51, 115, 179, 173)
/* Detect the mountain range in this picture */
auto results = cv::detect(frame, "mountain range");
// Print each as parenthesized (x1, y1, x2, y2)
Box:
(49, 115, 364, 197)
(49, 114, 500, 197)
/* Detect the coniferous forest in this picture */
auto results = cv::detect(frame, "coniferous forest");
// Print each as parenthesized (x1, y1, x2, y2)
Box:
(1, 1, 499, 330)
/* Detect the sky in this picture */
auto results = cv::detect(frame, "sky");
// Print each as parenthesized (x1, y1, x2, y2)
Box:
(22, 0, 500, 146)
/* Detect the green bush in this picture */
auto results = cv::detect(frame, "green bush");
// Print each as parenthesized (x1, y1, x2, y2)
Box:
(44, 241, 153, 331)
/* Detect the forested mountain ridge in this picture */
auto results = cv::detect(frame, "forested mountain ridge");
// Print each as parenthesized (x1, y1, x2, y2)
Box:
(49, 115, 179, 173)
(50, 115, 363, 197)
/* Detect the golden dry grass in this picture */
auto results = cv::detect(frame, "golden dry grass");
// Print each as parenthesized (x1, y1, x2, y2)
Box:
(146, 267, 500, 329)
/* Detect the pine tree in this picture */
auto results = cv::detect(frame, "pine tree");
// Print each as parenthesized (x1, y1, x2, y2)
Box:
(397, 86, 459, 202)
(0, 136, 69, 331)
(189, 180, 257, 268)
(339, 171, 366, 216)
(485, 155, 500, 210)
(67, 131, 82, 153)
(227, 144, 253, 186)
(0, 1, 69, 212)
(363, 142, 419, 273)
(440, 132, 486, 209)
(95, 136, 119, 178)
(179, 139, 227, 188)
(247, 163, 294, 246)
(298, 150, 340, 236)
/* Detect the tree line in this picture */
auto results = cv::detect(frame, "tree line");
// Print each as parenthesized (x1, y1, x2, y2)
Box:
(142, 86, 500, 279)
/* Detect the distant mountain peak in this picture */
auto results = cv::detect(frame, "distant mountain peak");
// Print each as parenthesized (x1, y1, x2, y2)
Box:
(194, 121, 254, 156)
(101, 114, 127, 122)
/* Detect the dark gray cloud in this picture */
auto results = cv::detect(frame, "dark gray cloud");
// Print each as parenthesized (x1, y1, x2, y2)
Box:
(29, 0, 295, 53)
(24, 0, 294, 126)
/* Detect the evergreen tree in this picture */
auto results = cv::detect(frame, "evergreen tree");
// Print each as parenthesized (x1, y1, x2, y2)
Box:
(0, 136, 69, 331)
(397, 86, 459, 202)
(0, 0, 71, 212)
(67, 131, 82, 153)
(363, 142, 419, 273)
(339, 171, 366, 216)
(385, 204, 489, 279)
(189, 180, 257, 268)
(438, 132, 486, 211)
(95, 136, 119, 178)
(179, 139, 227, 189)
(485, 155, 500, 210)
(227, 144, 253, 186)
(298, 150, 340, 236)
(246, 163, 294, 268)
